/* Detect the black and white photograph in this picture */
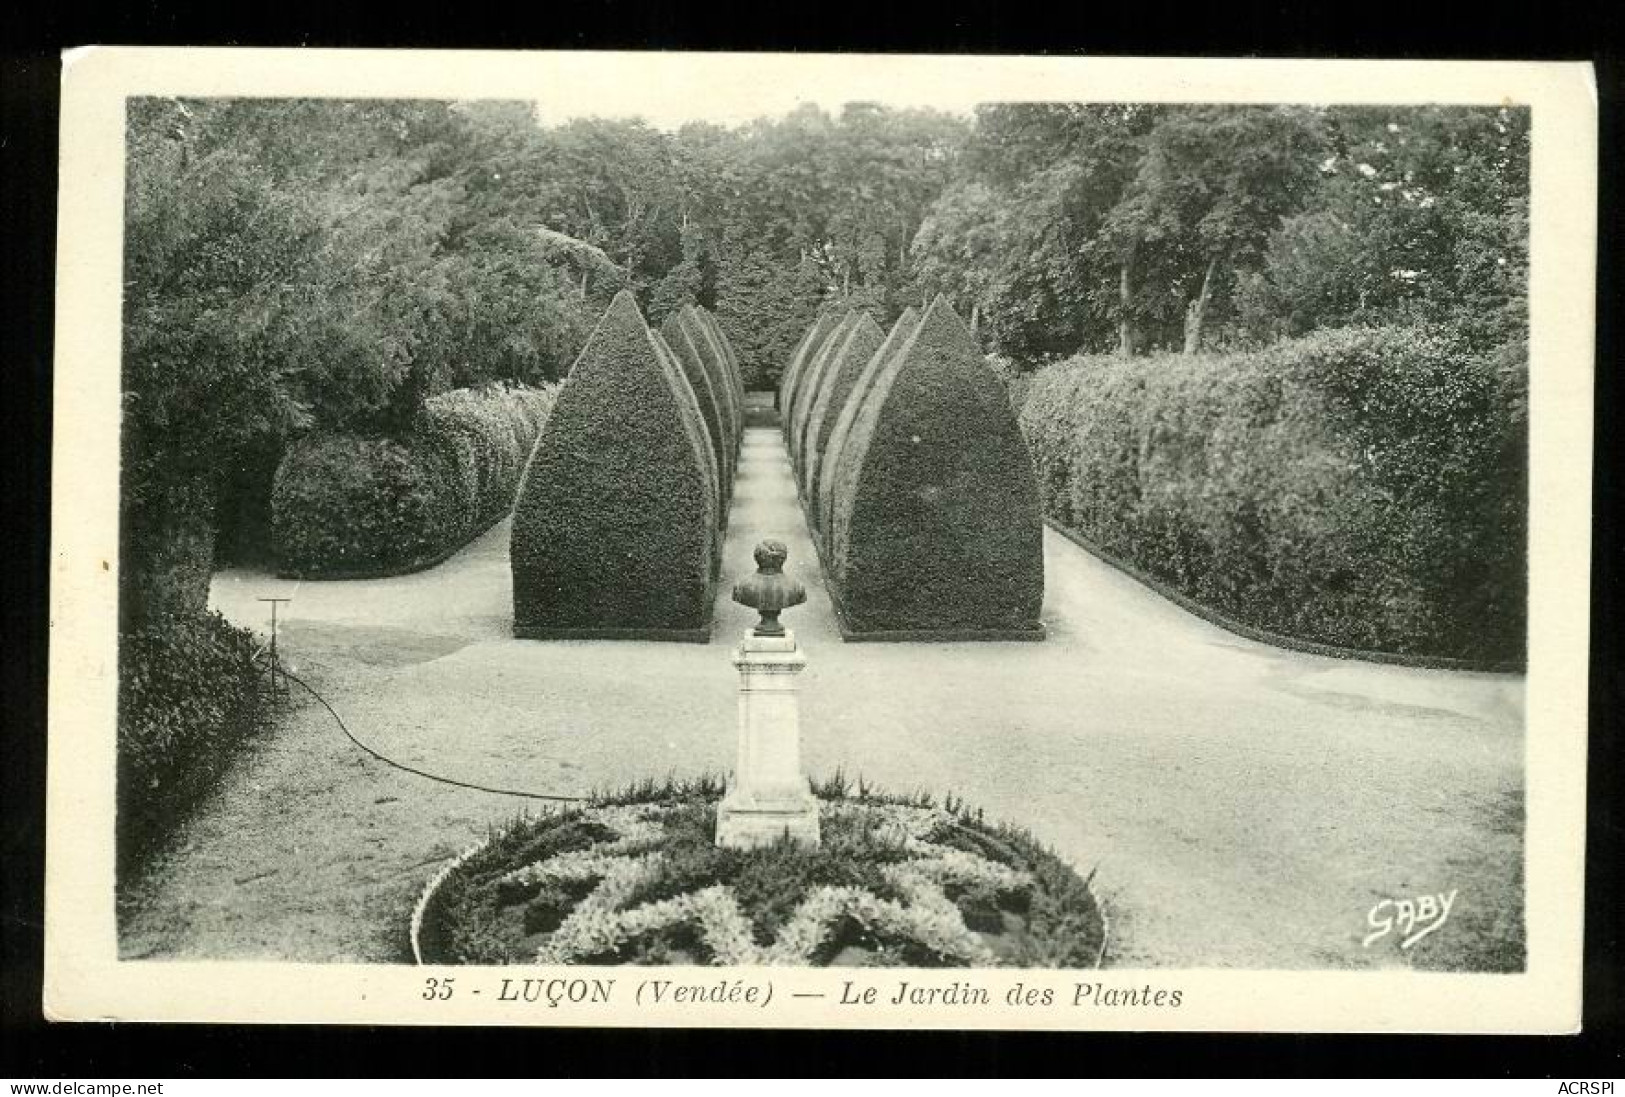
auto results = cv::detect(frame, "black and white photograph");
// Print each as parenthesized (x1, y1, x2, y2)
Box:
(42, 49, 1596, 1031)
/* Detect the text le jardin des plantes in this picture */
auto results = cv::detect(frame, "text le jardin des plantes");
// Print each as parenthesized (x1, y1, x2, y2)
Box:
(419, 974, 1185, 1012)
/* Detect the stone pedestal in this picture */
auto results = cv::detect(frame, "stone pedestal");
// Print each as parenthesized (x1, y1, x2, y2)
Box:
(715, 628, 821, 849)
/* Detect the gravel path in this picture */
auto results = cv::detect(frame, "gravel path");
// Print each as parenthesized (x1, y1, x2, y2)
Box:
(121, 427, 1525, 970)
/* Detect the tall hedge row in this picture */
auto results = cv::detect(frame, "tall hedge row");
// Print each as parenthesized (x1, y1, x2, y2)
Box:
(270, 382, 557, 578)
(779, 311, 841, 412)
(511, 291, 719, 639)
(660, 312, 733, 517)
(692, 306, 746, 413)
(789, 312, 859, 446)
(788, 311, 858, 469)
(1017, 326, 1526, 662)
(683, 307, 742, 441)
(816, 307, 919, 552)
(652, 331, 727, 540)
(798, 313, 885, 511)
(812, 297, 1046, 638)
(118, 610, 265, 872)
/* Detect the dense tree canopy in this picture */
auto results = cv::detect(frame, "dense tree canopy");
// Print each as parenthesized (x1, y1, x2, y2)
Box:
(912, 103, 1527, 363)
(1232, 106, 1530, 351)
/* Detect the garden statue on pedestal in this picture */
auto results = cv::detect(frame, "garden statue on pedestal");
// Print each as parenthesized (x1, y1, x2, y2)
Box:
(715, 540, 820, 850)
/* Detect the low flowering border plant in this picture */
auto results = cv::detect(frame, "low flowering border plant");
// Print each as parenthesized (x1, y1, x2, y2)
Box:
(414, 776, 1107, 968)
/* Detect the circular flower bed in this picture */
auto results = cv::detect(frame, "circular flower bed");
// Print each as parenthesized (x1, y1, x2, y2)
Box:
(413, 779, 1107, 967)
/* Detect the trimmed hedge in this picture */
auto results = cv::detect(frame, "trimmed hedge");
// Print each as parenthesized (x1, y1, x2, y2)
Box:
(985, 354, 1034, 420)
(800, 313, 885, 511)
(775, 315, 819, 408)
(788, 312, 857, 445)
(420, 384, 559, 529)
(118, 610, 265, 874)
(816, 306, 919, 555)
(682, 306, 742, 442)
(660, 311, 733, 512)
(1018, 325, 1526, 663)
(827, 297, 1045, 637)
(779, 311, 841, 412)
(789, 311, 862, 474)
(654, 331, 726, 529)
(694, 306, 746, 414)
(512, 290, 719, 639)
(271, 383, 556, 578)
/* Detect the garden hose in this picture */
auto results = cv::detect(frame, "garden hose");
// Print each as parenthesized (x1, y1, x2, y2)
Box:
(275, 665, 589, 804)
(277, 662, 1110, 967)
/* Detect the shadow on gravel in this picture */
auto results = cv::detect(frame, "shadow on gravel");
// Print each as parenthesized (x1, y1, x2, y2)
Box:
(286, 623, 473, 668)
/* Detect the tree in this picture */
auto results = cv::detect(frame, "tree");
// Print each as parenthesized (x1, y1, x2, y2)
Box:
(911, 181, 1003, 331)
(1096, 106, 1325, 354)
(123, 100, 359, 621)
(1232, 106, 1529, 351)
(124, 97, 605, 589)
(714, 246, 825, 389)
(528, 117, 685, 296)
(687, 104, 966, 334)
(913, 104, 1152, 362)
(648, 258, 704, 323)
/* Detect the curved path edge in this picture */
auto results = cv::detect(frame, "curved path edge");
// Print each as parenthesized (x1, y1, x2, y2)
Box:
(1045, 518, 1524, 674)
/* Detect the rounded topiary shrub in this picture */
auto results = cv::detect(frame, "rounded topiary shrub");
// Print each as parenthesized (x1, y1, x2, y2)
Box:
(414, 777, 1105, 968)
(799, 313, 885, 511)
(272, 434, 464, 578)
(511, 291, 718, 640)
(270, 383, 555, 579)
(816, 307, 919, 553)
(827, 297, 1045, 639)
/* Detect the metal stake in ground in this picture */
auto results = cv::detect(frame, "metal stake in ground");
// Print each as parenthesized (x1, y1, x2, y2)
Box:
(716, 540, 820, 850)
(257, 596, 293, 702)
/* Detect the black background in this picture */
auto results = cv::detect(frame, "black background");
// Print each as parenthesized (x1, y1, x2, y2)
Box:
(3, 0, 1620, 1079)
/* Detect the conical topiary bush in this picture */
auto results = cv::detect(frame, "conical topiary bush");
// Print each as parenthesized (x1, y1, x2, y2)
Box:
(799, 312, 885, 512)
(684, 306, 742, 439)
(825, 296, 1044, 640)
(789, 311, 860, 475)
(661, 311, 733, 514)
(816, 305, 919, 556)
(652, 330, 726, 565)
(779, 311, 840, 415)
(788, 312, 856, 455)
(511, 290, 718, 640)
(695, 306, 746, 409)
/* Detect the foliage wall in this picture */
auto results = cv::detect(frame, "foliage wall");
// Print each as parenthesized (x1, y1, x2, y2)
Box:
(801, 313, 886, 512)
(118, 611, 265, 872)
(271, 383, 557, 578)
(1019, 328, 1526, 662)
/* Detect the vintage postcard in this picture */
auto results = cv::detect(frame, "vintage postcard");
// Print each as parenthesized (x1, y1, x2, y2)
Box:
(45, 48, 1595, 1031)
